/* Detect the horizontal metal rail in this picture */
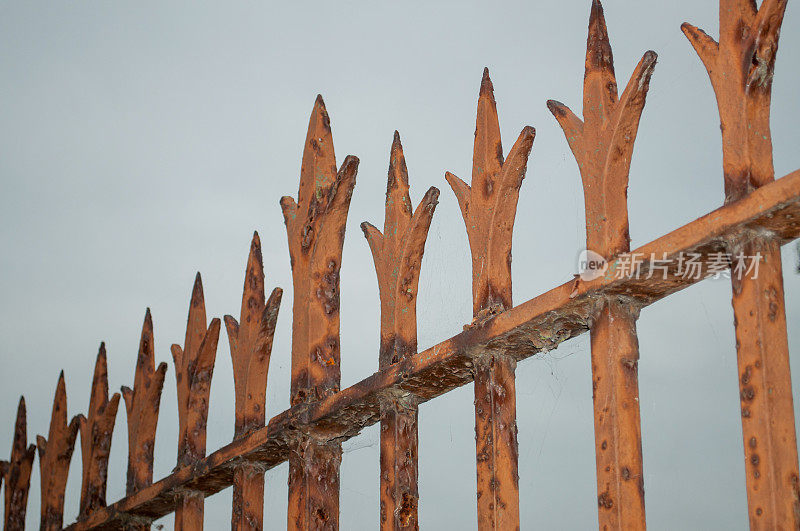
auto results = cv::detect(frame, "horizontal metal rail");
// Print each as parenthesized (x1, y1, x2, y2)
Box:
(67, 167, 800, 530)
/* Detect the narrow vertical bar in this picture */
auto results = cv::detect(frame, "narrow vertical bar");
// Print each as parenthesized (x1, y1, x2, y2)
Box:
(731, 238, 799, 525)
(232, 463, 265, 531)
(445, 68, 534, 530)
(473, 353, 519, 530)
(362, 132, 437, 530)
(281, 95, 358, 530)
(175, 492, 204, 531)
(547, 2, 656, 527)
(379, 398, 419, 530)
(683, 1, 800, 525)
(590, 301, 645, 526)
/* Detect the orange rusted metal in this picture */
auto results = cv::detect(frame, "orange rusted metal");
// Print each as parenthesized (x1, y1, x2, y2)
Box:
(362, 131, 439, 529)
(63, 166, 800, 530)
(3, 398, 36, 531)
(548, 1, 656, 527)
(683, 0, 800, 527)
(171, 273, 221, 530)
(36, 372, 80, 530)
(445, 68, 534, 530)
(78, 344, 121, 521)
(281, 95, 358, 530)
(121, 309, 168, 528)
(224, 232, 283, 531)
(6, 7, 800, 526)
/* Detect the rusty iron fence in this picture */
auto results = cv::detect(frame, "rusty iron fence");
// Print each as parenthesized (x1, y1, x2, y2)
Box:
(2, 0, 800, 529)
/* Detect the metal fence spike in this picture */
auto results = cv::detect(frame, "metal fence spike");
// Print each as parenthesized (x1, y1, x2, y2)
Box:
(446, 68, 533, 530)
(3, 397, 36, 530)
(37, 372, 80, 530)
(683, 0, 799, 526)
(122, 308, 168, 501)
(282, 95, 358, 531)
(225, 233, 282, 531)
(172, 273, 221, 530)
(78, 343, 121, 520)
(548, 2, 656, 527)
(362, 132, 438, 529)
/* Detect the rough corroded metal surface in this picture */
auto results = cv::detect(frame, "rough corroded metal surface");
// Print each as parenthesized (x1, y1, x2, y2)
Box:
(362, 132, 437, 530)
(445, 68, 534, 530)
(121, 309, 168, 501)
(280, 95, 358, 530)
(78, 345, 121, 520)
(225, 233, 282, 531)
(3, 398, 36, 531)
(684, 1, 800, 527)
(548, 1, 655, 526)
(36, 372, 80, 530)
(62, 167, 800, 530)
(171, 273, 221, 529)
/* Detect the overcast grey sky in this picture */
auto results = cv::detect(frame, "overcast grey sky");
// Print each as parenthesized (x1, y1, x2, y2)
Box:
(1, 1, 799, 529)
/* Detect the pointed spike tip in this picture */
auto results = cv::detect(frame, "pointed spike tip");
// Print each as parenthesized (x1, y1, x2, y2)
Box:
(480, 67, 493, 95)
(393, 130, 401, 144)
(314, 94, 326, 109)
(546, 99, 567, 116)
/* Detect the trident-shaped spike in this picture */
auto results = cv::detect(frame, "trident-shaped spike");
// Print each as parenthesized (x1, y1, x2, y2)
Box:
(78, 343, 121, 520)
(172, 273, 222, 530)
(281, 95, 358, 530)
(280, 95, 359, 406)
(362, 132, 438, 530)
(362, 131, 439, 367)
(3, 397, 36, 530)
(37, 371, 80, 530)
(547, 2, 655, 528)
(683, 1, 798, 527)
(224, 235, 282, 439)
(547, 0, 656, 259)
(682, 0, 786, 202)
(224, 232, 282, 531)
(173, 273, 221, 463)
(445, 68, 535, 318)
(445, 68, 533, 531)
(121, 309, 168, 497)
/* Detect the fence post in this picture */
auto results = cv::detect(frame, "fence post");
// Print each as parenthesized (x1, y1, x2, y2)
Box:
(224, 233, 282, 531)
(362, 132, 439, 529)
(445, 68, 535, 530)
(683, 1, 800, 526)
(281, 96, 358, 530)
(548, 1, 656, 527)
